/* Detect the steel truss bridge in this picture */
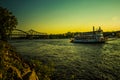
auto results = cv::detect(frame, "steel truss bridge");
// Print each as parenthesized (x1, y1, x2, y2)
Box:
(10, 29, 48, 39)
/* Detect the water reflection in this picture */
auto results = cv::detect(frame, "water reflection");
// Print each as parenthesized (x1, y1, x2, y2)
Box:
(9, 39, 120, 80)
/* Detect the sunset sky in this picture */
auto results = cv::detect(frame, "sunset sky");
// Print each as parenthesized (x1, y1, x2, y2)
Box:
(1, 0, 120, 34)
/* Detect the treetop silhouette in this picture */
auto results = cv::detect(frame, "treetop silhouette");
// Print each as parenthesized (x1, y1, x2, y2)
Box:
(0, 6, 18, 41)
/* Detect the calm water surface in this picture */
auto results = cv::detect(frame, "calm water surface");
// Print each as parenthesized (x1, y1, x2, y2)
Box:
(9, 39, 120, 80)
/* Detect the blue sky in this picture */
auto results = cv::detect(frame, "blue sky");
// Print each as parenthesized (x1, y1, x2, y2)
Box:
(1, 0, 120, 33)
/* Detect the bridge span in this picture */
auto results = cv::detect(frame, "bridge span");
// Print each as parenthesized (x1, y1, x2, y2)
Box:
(10, 29, 48, 39)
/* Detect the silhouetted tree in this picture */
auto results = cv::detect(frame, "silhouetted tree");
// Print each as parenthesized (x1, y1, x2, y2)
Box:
(0, 6, 18, 41)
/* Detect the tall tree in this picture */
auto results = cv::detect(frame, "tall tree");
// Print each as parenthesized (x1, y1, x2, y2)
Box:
(0, 6, 18, 41)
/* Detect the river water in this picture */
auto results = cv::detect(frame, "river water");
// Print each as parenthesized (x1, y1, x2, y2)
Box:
(9, 39, 120, 80)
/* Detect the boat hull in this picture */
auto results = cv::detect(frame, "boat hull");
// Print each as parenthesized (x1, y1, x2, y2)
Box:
(70, 39, 106, 43)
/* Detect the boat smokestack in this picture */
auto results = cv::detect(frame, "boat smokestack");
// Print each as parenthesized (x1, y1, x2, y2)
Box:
(93, 26, 95, 32)
(99, 26, 101, 30)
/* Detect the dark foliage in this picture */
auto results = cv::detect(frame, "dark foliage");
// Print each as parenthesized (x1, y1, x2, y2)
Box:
(0, 6, 18, 41)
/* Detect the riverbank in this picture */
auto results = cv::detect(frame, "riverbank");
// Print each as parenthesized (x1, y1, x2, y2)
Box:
(0, 41, 48, 80)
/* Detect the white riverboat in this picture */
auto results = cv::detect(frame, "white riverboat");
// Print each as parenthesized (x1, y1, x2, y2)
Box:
(70, 27, 107, 43)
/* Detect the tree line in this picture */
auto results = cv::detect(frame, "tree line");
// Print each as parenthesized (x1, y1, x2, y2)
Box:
(10, 31, 120, 39)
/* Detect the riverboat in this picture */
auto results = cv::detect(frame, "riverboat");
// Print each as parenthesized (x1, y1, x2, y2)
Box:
(70, 27, 107, 43)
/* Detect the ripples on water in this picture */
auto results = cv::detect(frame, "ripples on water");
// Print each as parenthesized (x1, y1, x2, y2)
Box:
(9, 39, 120, 80)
